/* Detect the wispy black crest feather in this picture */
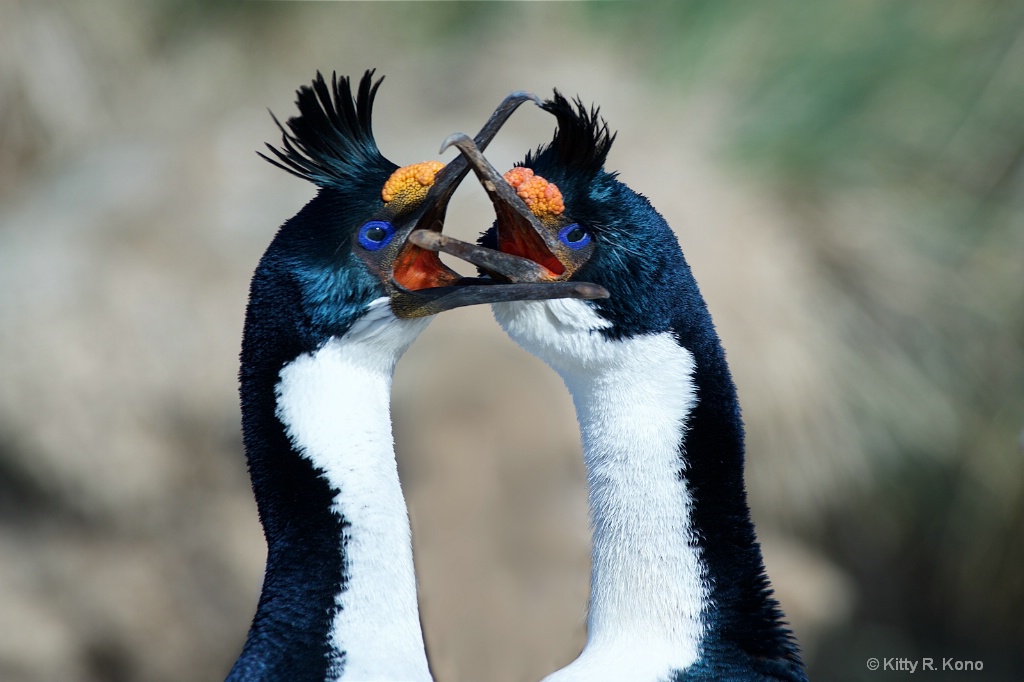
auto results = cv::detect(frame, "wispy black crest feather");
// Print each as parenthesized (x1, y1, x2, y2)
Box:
(527, 91, 616, 180)
(260, 70, 396, 188)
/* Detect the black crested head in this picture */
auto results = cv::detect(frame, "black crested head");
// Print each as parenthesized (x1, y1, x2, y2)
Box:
(248, 71, 402, 354)
(260, 70, 396, 194)
(482, 91, 701, 340)
(526, 91, 616, 192)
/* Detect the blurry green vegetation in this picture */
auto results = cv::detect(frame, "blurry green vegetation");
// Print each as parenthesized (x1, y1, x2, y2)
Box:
(586, 2, 1024, 194)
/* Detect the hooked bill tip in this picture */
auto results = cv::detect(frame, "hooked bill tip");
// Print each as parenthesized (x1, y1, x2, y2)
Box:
(439, 132, 473, 155)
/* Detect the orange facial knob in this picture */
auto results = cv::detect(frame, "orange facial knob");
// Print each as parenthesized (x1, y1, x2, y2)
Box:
(382, 160, 445, 205)
(503, 167, 564, 221)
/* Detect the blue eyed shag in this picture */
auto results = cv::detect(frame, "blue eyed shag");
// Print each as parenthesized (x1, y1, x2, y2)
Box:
(228, 72, 607, 682)
(414, 94, 809, 682)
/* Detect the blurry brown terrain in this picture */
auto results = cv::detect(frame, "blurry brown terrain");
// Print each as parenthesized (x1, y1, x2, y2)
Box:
(1, 2, 1021, 681)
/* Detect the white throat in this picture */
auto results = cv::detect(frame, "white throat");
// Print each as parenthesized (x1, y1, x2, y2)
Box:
(274, 298, 433, 682)
(494, 299, 709, 682)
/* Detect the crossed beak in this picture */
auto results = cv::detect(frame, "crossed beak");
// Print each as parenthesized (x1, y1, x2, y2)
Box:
(380, 94, 608, 318)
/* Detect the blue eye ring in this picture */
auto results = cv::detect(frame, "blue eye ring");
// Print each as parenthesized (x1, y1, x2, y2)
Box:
(358, 220, 396, 251)
(558, 223, 591, 249)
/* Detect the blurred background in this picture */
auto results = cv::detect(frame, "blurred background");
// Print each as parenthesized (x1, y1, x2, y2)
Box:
(1, 1, 1022, 680)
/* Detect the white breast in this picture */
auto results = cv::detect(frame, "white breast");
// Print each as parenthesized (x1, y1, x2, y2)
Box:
(494, 299, 710, 682)
(274, 298, 433, 681)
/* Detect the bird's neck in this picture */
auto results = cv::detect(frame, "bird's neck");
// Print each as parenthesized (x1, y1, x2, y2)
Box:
(232, 298, 432, 681)
(550, 333, 706, 680)
(551, 330, 801, 681)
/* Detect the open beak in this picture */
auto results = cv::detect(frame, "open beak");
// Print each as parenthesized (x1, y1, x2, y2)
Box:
(381, 94, 608, 318)
(406, 134, 587, 293)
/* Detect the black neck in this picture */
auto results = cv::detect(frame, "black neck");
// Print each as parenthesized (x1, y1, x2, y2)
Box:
(227, 264, 344, 681)
(672, 322, 806, 681)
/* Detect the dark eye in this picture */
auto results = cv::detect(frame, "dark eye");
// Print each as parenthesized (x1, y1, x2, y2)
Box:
(358, 221, 395, 251)
(558, 223, 591, 249)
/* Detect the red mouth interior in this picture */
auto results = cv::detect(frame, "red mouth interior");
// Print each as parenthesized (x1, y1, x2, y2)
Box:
(497, 210, 565, 279)
(393, 243, 459, 291)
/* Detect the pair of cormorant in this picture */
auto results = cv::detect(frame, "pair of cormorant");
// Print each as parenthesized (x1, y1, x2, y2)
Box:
(226, 71, 807, 682)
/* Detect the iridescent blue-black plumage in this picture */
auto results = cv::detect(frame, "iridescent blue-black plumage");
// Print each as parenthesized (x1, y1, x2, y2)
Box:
(483, 93, 807, 681)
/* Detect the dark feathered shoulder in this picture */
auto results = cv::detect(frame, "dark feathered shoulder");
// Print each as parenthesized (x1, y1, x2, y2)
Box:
(527, 91, 616, 180)
(260, 70, 396, 188)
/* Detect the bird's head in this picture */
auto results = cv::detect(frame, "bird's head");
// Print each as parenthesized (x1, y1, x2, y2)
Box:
(416, 92, 696, 370)
(253, 72, 608, 356)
